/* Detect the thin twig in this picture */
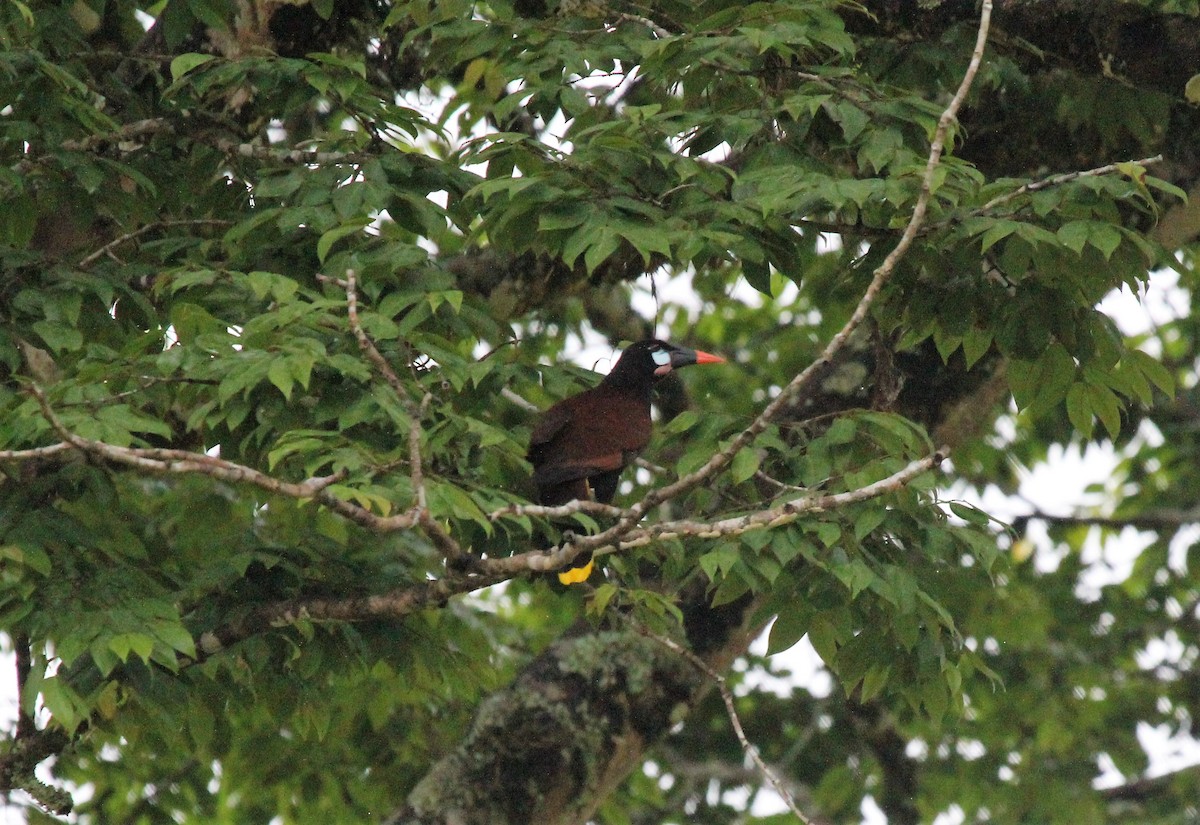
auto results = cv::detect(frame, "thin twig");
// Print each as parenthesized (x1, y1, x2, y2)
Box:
(337, 273, 470, 563)
(1022, 506, 1200, 531)
(922, 154, 1167, 234)
(408, 392, 470, 565)
(212, 138, 363, 165)
(977, 154, 1164, 215)
(635, 456, 670, 476)
(410, 392, 432, 510)
(0, 442, 73, 461)
(618, 12, 671, 39)
(641, 627, 814, 825)
(490, 499, 626, 521)
(11, 118, 173, 176)
(27, 384, 416, 531)
(500, 386, 540, 413)
(77, 219, 231, 268)
(343, 269, 417, 408)
(754, 470, 809, 493)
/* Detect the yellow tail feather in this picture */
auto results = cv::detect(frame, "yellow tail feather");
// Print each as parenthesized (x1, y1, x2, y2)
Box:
(556, 558, 595, 585)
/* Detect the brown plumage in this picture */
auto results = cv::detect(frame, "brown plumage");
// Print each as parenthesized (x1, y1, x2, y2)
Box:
(528, 339, 725, 583)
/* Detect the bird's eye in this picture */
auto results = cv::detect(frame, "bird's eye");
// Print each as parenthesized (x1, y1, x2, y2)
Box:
(651, 349, 671, 366)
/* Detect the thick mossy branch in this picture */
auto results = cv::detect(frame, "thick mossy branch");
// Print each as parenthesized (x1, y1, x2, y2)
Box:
(393, 631, 702, 825)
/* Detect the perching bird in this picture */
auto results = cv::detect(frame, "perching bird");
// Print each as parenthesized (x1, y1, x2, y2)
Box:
(528, 339, 725, 584)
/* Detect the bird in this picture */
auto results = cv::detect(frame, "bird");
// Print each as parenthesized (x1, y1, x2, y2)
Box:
(528, 339, 725, 584)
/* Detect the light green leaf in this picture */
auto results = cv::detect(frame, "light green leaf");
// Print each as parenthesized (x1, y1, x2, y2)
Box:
(316, 219, 370, 263)
(169, 52, 216, 82)
(853, 506, 886, 541)
(698, 544, 740, 580)
(860, 663, 892, 702)
(32, 321, 82, 353)
(1065, 383, 1093, 438)
(948, 501, 990, 526)
(1086, 383, 1122, 439)
(730, 447, 761, 484)
(1129, 349, 1174, 398)
(979, 220, 1020, 252)
(268, 358, 295, 400)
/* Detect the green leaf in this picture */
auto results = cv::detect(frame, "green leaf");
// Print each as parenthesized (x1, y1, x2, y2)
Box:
(617, 224, 672, 263)
(1056, 220, 1090, 254)
(169, 52, 216, 82)
(584, 228, 622, 273)
(1, 543, 51, 576)
(961, 327, 993, 368)
(853, 506, 886, 541)
(1034, 344, 1077, 415)
(948, 501, 990, 526)
(1187, 74, 1200, 104)
(825, 417, 857, 445)
(662, 409, 699, 436)
(1066, 382, 1092, 436)
(1085, 383, 1122, 439)
(267, 358, 295, 400)
(31, 321, 82, 354)
(1129, 349, 1174, 398)
(767, 607, 812, 655)
(109, 632, 156, 663)
(812, 522, 841, 547)
(9, 0, 34, 26)
(980, 220, 1020, 252)
(170, 302, 224, 343)
(699, 543, 740, 580)
(808, 616, 842, 665)
(834, 558, 875, 599)
(730, 448, 761, 484)
(96, 405, 174, 440)
(922, 675, 949, 722)
(39, 677, 86, 734)
(742, 258, 772, 295)
(155, 622, 198, 658)
(859, 663, 891, 702)
(1088, 225, 1122, 259)
(317, 219, 371, 263)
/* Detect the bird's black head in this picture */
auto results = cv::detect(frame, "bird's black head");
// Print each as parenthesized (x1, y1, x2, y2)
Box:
(602, 339, 725, 391)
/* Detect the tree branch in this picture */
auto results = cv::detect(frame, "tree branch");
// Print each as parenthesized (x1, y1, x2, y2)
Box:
(499, 451, 945, 575)
(13, 635, 34, 741)
(26, 384, 420, 531)
(10, 118, 174, 176)
(195, 572, 507, 659)
(330, 271, 473, 566)
(1022, 506, 1200, 531)
(212, 137, 369, 165)
(77, 219, 231, 268)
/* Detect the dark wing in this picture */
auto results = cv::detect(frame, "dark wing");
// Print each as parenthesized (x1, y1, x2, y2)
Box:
(527, 401, 573, 463)
(528, 394, 627, 500)
(531, 451, 627, 489)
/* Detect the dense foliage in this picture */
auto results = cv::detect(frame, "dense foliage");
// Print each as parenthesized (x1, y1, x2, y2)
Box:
(3, 0, 1200, 823)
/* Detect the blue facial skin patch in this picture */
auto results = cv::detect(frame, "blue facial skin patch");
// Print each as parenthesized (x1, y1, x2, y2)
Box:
(652, 349, 671, 366)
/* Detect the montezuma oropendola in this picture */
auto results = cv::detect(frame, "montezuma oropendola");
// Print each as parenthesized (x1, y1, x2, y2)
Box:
(528, 339, 725, 584)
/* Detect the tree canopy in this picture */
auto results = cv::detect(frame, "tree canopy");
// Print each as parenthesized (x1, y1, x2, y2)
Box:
(3, 0, 1200, 823)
